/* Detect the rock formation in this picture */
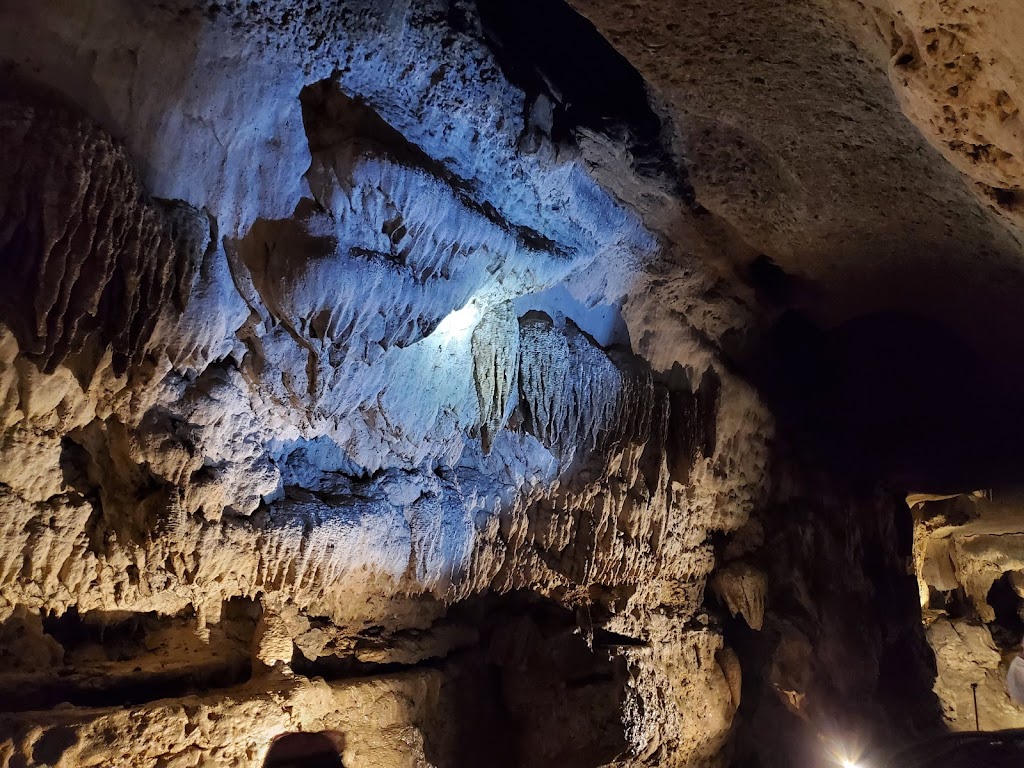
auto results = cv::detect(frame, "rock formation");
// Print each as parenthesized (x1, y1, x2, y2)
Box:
(0, 1, 1023, 767)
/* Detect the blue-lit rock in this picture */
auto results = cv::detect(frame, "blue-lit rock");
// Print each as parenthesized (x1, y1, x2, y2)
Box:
(0, 1, 774, 766)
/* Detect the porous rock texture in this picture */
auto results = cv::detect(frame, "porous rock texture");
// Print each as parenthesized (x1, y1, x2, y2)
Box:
(1, 0, 1023, 767)
(855, 0, 1024, 228)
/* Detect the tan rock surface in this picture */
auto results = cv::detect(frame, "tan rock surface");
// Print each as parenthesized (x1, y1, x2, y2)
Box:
(853, 0, 1024, 227)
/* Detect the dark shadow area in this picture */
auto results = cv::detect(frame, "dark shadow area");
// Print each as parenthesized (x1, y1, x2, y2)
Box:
(987, 573, 1024, 650)
(0, 602, 256, 712)
(736, 299, 1024, 492)
(717, 460, 944, 768)
(264, 732, 344, 768)
(663, 365, 720, 486)
(877, 729, 1024, 768)
(295, 590, 633, 768)
(0, 656, 251, 712)
(439, 591, 633, 768)
(32, 726, 77, 765)
(474, 0, 693, 201)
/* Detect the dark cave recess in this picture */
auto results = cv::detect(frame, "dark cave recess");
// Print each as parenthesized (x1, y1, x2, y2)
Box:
(738, 255, 1024, 492)
(473, 0, 694, 202)
(263, 732, 344, 768)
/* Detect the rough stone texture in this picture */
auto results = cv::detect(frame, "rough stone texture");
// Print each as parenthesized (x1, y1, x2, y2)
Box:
(0, 82, 208, 376)
(852, 0, 1024, 228)
(3, 0, 1023, 766)
(0, 670, 446, 768)
(568, 0, 1024, 332)
(926, 617, 1024, 732)
(0, 2, 775, 766)
(711, 562, 767, 632)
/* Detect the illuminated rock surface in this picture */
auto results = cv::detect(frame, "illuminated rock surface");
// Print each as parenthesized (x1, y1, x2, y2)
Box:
(0, 1, 1023, 767)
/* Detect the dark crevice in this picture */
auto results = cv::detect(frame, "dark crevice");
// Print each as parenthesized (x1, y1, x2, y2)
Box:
(986, 573, 1024, 650)
(0, 659, 253, 712)
(32, 727, 78, 766)
(264, 732, 345, 768)
(290, 650, 434, 680)
(663, 365, 721, 485)
(474, 0, 695, 204)
(748, 254, 797, 306)
(0, 604, 257, 712)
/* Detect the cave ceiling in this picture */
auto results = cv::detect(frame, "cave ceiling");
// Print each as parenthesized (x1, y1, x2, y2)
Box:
(567, 0, 1024, 488)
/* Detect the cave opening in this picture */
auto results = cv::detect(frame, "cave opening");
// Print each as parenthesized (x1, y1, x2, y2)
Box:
(439, 591, 634, 768)
(986, 573, 1024, 650)
(288, 590, 635, 768)
(473, 0, 693, 198)
(263, 733, 344, 768)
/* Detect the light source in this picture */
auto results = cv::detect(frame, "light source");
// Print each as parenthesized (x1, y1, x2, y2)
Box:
(825, 739, 867, 768)
(432, 301, 481, 341)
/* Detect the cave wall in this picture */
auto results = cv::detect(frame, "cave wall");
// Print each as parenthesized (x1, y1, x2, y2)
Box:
(0, 1, 773, 766)
(718, 457, 942, 768)
(3, 0, 1019, 765)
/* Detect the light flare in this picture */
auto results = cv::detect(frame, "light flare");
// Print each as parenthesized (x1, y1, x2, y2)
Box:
(432, 302, 481, 341)
(823, 736, 868, 768)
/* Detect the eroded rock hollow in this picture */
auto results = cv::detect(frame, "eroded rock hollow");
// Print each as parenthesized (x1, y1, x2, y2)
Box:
(2, 1, 1024, 766)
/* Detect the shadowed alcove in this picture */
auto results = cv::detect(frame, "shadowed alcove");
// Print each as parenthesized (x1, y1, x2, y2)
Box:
(263, 733, 344, 768)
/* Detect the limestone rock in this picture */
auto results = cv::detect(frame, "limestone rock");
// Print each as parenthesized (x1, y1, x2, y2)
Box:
(0, 82, 207, 376)
(862, 0, 1024, 227)
(928, 617, 1024, 731)
(711, 562, 767, 631)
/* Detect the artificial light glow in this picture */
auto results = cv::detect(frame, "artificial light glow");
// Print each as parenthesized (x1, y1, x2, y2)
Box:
(824, 739, 867, 768)
(432, 302, 481, 340)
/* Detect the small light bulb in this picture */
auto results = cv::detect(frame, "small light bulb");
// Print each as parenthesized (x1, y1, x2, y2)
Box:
(841, 760, 862, 768)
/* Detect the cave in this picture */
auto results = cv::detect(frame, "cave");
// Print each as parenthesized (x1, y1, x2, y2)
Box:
(2, 0, 1024, 767)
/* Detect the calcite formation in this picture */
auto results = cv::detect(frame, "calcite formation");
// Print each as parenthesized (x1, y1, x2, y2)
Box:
(0, 2, 769, 766)
(1, 0, 1023, 767)
(0, 84, 209, 377)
